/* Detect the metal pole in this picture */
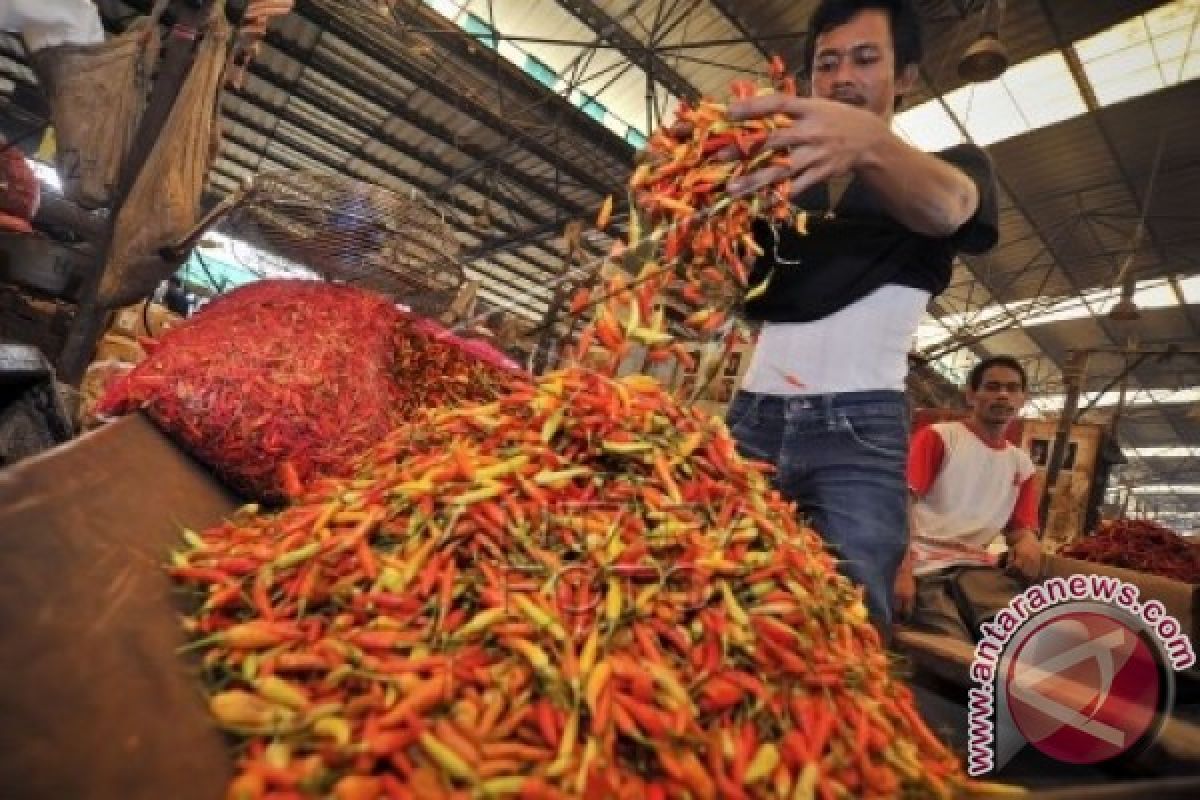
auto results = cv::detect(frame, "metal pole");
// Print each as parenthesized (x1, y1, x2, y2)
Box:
(532, 284, 567, 375)
(1039, 350, 1091, 528)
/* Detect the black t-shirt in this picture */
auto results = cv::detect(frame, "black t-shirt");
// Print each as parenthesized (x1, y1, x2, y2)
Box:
(741, 143, 999, 323)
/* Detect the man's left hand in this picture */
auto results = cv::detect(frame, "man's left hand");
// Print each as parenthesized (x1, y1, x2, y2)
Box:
(724, 96, 887, 198)
(1007, 530, 1043, 582)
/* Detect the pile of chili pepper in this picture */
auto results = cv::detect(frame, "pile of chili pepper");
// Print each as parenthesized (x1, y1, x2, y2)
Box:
(1062, 519, 1200, 583)
(99, 280, 519, 502)
(172, 365, 983, 800)
(570, 57, 804, 378)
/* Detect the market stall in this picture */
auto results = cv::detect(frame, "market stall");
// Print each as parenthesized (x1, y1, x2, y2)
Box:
(3, 1, 1200, 798)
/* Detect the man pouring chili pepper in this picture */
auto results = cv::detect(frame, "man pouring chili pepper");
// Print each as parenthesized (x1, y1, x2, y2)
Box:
(724, 0, 1000, 633)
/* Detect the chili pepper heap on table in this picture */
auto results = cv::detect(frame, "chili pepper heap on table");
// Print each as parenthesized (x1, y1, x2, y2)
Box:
(174, 365, 975, 800)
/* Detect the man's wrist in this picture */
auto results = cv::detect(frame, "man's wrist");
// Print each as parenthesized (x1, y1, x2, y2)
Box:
(853, 113, 894, 173)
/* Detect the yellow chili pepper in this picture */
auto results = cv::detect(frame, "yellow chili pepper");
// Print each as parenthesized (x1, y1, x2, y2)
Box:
(475, 455, 529, 482)
(533, 467, 592, 487)
(419, 731, 477, 784)
(540, 407, 566, 444)
(604, 576, 623, 626)
(574, 736, 599, 794)
(545, 709, 579, 777)
(744, 742, 780, 785)
(453, 483, 504, 505)
(584, 660, 612, 715)
(209, 690, 296, 733)
(480, 776, 527, 797)
(792, 762, 819, 800)
(507, 638, 556, 681)
(513, 595, 567, 642)
(720, 581, 750, 628)
(451, 608, 507, 642)
(313, 716, 351, 746)
(601, 439, 654, 455)
(254, 675, 309, 711)
(596, 194, 614, 230)
(578, 627, 601, 676)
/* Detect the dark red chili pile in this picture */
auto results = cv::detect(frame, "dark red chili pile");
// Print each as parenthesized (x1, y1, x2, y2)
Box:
(1061, 519, 1200, 583)
(98, 280, 522, 501)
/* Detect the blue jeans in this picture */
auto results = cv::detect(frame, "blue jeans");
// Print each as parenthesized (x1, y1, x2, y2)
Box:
(726, 390, 910, 632)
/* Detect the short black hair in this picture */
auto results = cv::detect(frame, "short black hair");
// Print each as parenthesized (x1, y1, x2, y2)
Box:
(968, 356, 1028, 392)
(803, 0, 924, 76)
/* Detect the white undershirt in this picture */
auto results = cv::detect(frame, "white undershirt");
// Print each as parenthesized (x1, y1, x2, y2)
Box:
(741, 284, 930, 395)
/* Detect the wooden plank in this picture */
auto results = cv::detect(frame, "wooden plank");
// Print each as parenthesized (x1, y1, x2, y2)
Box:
(1021, 776, 1200, 799)
(0, 414, 239, 800)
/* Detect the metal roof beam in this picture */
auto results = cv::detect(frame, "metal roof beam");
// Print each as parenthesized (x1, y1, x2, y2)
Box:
(260, 30, 598, 226)
(296, 0, 630, 193)
(552, 0, 699, 103)
(464, 214, 613, 265)
(239, 58, 561, 242)
(1038, 0, 1200, 345)
(705, 0, 798, 65)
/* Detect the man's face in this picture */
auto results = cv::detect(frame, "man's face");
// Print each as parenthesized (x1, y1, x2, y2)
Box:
(967, 366, 1027, 428)
(810, 9, 912, 121)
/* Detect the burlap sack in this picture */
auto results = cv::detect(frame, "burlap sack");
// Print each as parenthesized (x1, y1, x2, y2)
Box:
(96, 3, 229, 309)
(28, 3, 164, 209)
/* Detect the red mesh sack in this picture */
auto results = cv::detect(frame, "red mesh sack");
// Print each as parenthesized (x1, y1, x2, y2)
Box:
(0, 147, 40, 223)
(406, 315, 524, 373)
(98, 280, 521, 501)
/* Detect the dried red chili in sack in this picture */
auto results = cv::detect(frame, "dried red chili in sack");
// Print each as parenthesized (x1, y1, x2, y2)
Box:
(98, 280, 521, 501)
(1062, 519, 1200, 583)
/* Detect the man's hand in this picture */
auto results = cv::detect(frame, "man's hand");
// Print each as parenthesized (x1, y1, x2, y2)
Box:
(1007, 529, 1043, 582)
(724, 95, 888, 198)
(894, 560, 917, 621)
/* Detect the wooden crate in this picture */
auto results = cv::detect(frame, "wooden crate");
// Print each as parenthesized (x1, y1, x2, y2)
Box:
(1021, 420, 1104, 549)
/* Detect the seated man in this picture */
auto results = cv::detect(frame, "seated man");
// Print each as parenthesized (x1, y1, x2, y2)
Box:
(894, 355, 1042, 643)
